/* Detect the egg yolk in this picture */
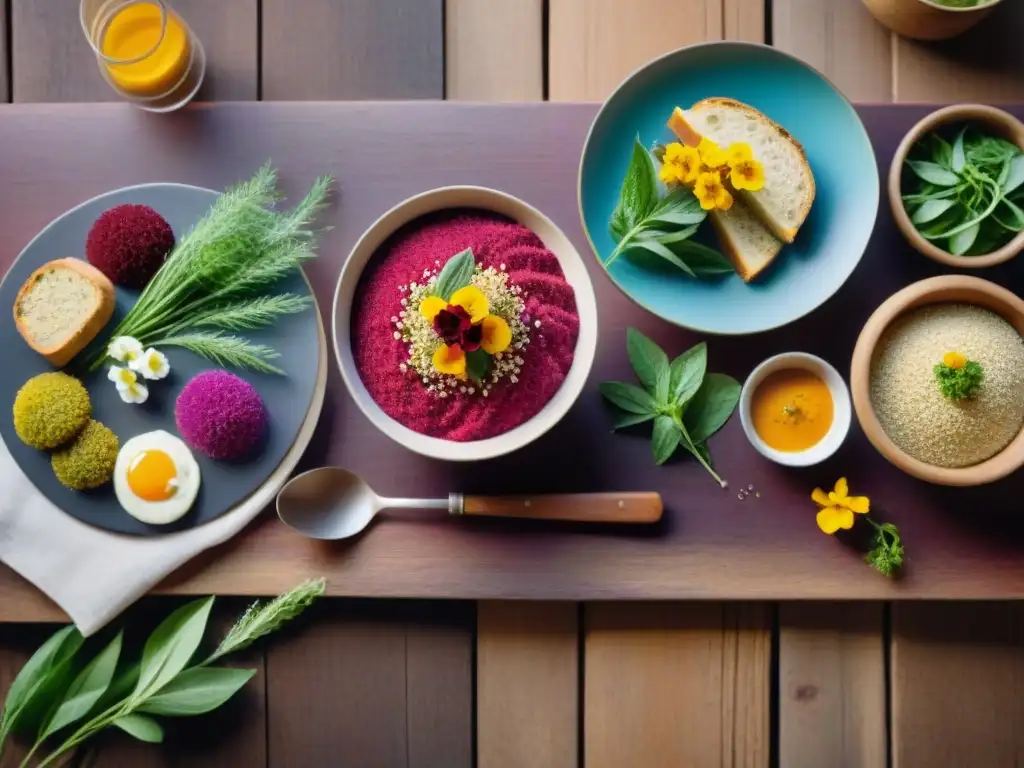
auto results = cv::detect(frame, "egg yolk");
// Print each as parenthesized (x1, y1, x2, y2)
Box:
(127, 450, 178, 501)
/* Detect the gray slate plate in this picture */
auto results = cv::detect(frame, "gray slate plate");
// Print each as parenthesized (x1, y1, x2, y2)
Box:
(0, 184, 321, 535)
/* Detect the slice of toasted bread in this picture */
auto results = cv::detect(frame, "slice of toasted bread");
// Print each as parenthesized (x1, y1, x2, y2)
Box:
(707, 200, 783, 282)
(14, 258, 116, 367)
(670, 99, 815, 243)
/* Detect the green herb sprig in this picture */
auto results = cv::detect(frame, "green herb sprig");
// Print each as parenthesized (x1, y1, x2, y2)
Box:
(599, 328, 740, 486)
(86, 164, 332, 375)
(605, 137, 733, 278)
(934, 358, 984, 400)
(0, 579, 325, 767)
(903, 126, 1024, 255)
(865, 519, 905, 578)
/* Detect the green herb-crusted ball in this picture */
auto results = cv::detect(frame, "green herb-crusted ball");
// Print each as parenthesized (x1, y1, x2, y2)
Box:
(51, 420, 119, 490)
(13, 372, 92, 449)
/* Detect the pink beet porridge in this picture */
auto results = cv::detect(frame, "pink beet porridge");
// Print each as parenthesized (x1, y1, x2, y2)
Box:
(352, 209, 580, 441)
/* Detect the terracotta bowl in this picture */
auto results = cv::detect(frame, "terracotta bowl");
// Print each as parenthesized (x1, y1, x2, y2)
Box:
(861, 0, 1001, 41)
(851, 275, 1024, 486)
(889, 104, 1024, 269)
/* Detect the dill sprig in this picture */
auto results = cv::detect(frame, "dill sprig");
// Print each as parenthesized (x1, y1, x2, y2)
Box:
(934, 359, 984, 400)
(88, 164, 332, 374)
(865, 519, 904, 578)
(205, 578, 326, 663)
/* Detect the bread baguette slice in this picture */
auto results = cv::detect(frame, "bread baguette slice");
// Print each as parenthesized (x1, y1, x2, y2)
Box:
(14, 258, 116, 367)
(669, 99, 815, 243)
(706, 198, 783, 282)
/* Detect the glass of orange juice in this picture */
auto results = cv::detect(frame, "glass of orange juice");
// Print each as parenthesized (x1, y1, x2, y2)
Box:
(80, 0, 205, 111)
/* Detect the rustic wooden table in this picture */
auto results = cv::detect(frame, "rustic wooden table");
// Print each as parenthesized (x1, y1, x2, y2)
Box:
(1, 2, 1023, 767)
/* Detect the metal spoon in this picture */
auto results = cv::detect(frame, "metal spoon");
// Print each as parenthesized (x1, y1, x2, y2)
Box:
(276, 466, 663, 541)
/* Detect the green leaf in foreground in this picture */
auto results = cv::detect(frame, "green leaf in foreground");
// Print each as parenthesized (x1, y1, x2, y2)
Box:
(39, 632, 122, 740)
(626, 328, 669, 397)
(669, 342, 707, 405)
(612, 412, 655, 431)
(612, 136, 659, 234)
(112, 714, 164, 744)
(651, 415, 680, 465)
(433, 248, 476, 301)
(137, 668, 255, 717)
(683, 372, 742, 444)
(599, 382, 657, 415)
(465, 349, 491, 381)
(906, 160, 959, 187)
(133, 597, 215, 702)
(153, 332, 284, 375)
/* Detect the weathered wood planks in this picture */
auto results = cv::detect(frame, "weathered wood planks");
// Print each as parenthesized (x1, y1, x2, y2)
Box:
(261, 0, 443, 100)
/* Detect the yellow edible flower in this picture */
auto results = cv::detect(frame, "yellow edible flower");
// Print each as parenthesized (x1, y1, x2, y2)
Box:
(694, 172, 733, 211)
(659, 142, 702, 185)
(943, 351, 967, 370)
(449, 285, 490, 324)
(697, 137, 728, 169)
(730, 159, 765, 192)
(480, 315, 512, 354)
(432, 343, 466, 376)
(725, 142, 753, 166)
(812, 477, 870, 535)
(419, 295, 447, 322)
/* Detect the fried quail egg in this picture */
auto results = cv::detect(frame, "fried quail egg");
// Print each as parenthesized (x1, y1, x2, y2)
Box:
(113, 430, 200, 525)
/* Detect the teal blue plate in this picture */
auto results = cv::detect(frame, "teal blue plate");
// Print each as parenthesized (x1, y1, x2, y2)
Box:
(578, 42, 879, 335)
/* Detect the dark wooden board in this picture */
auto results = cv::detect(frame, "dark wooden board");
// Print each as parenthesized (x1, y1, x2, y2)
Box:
(0, 103, 1024, 604)
(260, 0, 444, 100)
(11, 0, 257, 102)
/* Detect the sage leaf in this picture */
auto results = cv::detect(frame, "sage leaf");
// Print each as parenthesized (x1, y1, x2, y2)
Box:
(133, 596, 215, 702)
(137, 667, 256, 717)
(433, 248, 475, 301)
(465, 349, 490, 380)
(906, 160, 959, 187)
(612, 412, 655, 431)
(951, 128, 967, 172)
(683, 373, 741, 444)
(949, 221, 980, 255)
(613, 136, 659, 231)
(669, 342, 707, 405)
(649, 188, 706, 227)
(1, 625, 82, 741)
(626, 328, 669, 396)
(649, 209, 706, 227)
(113, 713, 164, 744)
(665, 240, 734, 276)
(912, 198, 956, 224)
(632, 237, 696, 276)
(643, 225, 700, 244)
(652, 415, 680, 465)
(599, 382, 657, 415)
(1004, 154, 1024, 195)
(40, 632, 122, 739)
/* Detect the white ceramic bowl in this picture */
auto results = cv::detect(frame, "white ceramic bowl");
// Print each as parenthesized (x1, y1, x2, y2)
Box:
(738, 352, 851, 467)
(333, 186, 599, 461)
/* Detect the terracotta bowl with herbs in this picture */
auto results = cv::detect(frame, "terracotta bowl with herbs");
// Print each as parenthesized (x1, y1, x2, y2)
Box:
(890, 104, 1024, 268)
(851, 275, 1024, 486)
(861, 0, 1001, 41)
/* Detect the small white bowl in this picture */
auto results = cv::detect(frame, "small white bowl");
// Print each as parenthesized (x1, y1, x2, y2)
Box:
(738, 352, 851, 467)
(333, 186, 598, 462)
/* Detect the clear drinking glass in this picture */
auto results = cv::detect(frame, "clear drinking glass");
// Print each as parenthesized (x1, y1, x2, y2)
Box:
(80, 0, 206, 112)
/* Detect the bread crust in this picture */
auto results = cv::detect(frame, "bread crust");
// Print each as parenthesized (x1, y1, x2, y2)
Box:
(690, 97, 816, 243)
(707, 210, 779, 283)
(14, 257, 116, 367)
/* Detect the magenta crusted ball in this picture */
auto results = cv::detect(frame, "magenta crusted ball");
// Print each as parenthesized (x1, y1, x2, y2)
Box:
(175, 370, 268, 461)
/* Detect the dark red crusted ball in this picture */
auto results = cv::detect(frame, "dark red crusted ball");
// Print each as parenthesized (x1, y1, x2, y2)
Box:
(85, 204, 175, 289)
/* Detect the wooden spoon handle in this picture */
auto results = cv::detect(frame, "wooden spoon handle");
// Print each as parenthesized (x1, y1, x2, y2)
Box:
(458, 492, 663, 524)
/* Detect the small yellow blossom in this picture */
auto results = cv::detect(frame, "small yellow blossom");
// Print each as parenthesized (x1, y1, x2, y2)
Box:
(419, 295, 447, 322)
(730, 159, 765, 192)
(697, 137, 728, 169)
(694, 172, 733, 211)
(432, 343, 466, 376)
(449, 285, 490, 324)
(659, 142, 702, 185)
(943, 351, 967, 370)
(480, 315, 512, 354)
(811, 477, 870, 535)
(725, 142, 753, 166)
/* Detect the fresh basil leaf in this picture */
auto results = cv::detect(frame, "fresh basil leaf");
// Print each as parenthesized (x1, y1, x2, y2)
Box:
(611, 136, 659, 238)
(465, 349, 490, 380)
(669, 342, 707, 405)
(93, 660, 141, 717)
(654, 366, 670, 405)
(949, 221, 981, 255)
(1004, 154, 1024, 195)
(113, 713, 164, 744)
(683, 373, 741, 444)
(631, 238, 696, 277)
(693, 441, 714, 468)
(951, 128, 967, 173)
(927, 133, 953, 168)
(906, 160, 959, 187)
(612, 412, 655, 431)
(644, 225, 700, 244)
(133, 596, 215, 702)
(649, 209, 706, 227)
(433, 248, 475, 301)
(609, 209, 629, 242)
(649, 187, 706, 224)
(599, 381, 658, 415)
(1, 625, 83, 741)
(40, 632, 122, 739)
(911, 198, 957, 224)
(626, 328, 670, 395)
(137, 667, 256, 717)
(664, 240, 733, 275)
(652, 415, 680, 465)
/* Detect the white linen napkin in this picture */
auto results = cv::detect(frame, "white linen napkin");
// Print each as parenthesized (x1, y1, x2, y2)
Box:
(0, 322, 326, 637)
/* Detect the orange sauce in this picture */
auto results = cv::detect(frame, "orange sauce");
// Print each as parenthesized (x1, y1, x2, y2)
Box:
(101, 2, 191, 97)
(751, 369, 833, 452)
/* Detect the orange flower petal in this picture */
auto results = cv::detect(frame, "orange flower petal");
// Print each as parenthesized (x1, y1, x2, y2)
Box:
(419, 295, 447, 322)
(450, 285, 489, 323)
(432, 344, 466, 376)
(481, 315, 512, 354)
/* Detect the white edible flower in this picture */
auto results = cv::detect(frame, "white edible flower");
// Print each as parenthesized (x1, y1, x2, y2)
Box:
(130, 348, 170, 380)
(107, 365, 149, 404)
(107, 336, 144, 363)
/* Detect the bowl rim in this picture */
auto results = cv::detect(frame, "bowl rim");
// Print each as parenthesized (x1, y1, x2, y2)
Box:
(850, 274, 1024, 486)
(331, 184, 599, 462)
(576, 39, 879, 336)
(888, 103, 1024, 269)
(915, 0, 1003, 13)
(738, 352, 852, 467)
